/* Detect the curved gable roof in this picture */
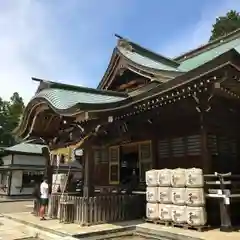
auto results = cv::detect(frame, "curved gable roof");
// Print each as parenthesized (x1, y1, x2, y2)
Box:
(118, 45, 179, 71)
(30, 78, 127, 112)
(97, 35, 182, 90)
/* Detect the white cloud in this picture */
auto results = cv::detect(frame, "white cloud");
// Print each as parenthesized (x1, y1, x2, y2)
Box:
(160, 0, 240, 58)
(0, 0, 131, 104)
(0, 1, 91, 104)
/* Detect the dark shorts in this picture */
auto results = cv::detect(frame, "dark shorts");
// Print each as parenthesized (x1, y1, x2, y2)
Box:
(41, 198, 48, 206)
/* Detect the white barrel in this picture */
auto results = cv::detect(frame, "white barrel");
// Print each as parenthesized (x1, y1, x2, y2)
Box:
(146, 170, 158, 187)
(171, 188, 186, 205)
(157, 169, 172, 187)
(146, 203, 159, 220)
(186, 207, 207, 226)
(146, 187, 158, 203)
(186, 168, 204, 188)
(159, 204, 172, 221)
(158, 187, 172, 204)
(171, 168, 186, 187)
(171, 205, 186, 224)
(185, 188, 205, 207)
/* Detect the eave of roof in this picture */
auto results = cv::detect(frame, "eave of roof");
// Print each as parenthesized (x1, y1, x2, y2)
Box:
(33, 77, 127, 98)
(33, 87, 127, 111)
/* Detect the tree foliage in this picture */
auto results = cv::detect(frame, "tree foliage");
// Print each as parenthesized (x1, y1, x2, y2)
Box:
(0, 92, 25, 147)
(210, 10, 240, 41)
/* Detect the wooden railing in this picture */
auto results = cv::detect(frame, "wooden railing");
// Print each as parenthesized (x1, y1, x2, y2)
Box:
(204, 173, 240, 232)
(45, 193, 144, 225)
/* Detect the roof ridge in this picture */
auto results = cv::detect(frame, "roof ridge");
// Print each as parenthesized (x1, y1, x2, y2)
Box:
(115, 34, 179, 67)
(174, 28, 240, 61)
(32, 77, 128, 98)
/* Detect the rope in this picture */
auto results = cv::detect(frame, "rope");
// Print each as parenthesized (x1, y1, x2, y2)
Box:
(48, 153, 60, 217)
(60, 165, 71, 200)
(57, 157, 72, 218)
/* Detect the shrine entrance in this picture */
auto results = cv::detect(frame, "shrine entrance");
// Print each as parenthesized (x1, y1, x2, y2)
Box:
(120, 143, 139, 185)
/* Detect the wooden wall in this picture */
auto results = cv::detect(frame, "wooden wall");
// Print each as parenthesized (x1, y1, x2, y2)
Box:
(91, 113, 205, 186)
(91, 97, 240, 187)
(157, 135, 203, 169)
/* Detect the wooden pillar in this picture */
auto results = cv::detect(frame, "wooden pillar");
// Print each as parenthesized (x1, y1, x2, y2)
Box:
(193, 91, 213, 174)
(200, 111, 210, 173)
(82, 145, 94, 225)
(83, 146, 94, 198)
(42, 147, 53, 194)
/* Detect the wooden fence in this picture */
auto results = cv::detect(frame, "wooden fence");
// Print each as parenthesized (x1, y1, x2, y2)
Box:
(44, 193, 145, 225)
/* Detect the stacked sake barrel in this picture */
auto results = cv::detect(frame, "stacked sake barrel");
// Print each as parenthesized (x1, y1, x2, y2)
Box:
(146, 168, 207, 228)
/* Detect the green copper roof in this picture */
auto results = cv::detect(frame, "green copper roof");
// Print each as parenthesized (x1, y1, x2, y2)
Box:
(5, 143, 45, 155)
(34, 88, 126, 110)
(118, 46, 180, 72)
(116, 31, 240, 73)
(178, 38, 240, 71)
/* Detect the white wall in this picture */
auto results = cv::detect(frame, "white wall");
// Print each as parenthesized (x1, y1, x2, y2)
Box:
(2, 155, 12, 165)
(1, 154, 45, 196)
(13, 154, 45, 166)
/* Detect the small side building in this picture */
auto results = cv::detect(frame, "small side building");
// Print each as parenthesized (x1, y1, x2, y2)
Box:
(0, 142, 83, 197)
(0, 143, 46, 196)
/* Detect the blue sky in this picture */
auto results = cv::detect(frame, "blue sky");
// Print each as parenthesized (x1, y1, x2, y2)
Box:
(0, 0, 239, 103)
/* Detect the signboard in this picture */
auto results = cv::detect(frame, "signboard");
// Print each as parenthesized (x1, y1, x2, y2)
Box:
(75, 149, 83, 156)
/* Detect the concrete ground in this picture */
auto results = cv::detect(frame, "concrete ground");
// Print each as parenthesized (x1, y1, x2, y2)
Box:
(3, 212, 140, 238)
(0, 216, 37, 240)
(136, 223, 240, 240)
(1, 201, 240, 240)
(0, 200, 33, 214)
(3, 211, 240, 240)
(0, 200, 38, 240)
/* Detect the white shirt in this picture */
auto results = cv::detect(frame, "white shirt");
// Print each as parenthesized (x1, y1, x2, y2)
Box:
(40, 182, 49, 199)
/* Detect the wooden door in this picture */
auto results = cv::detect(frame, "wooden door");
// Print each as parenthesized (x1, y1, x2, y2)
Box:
(109, 146, 120, 185)
(138, 141, 152, 182)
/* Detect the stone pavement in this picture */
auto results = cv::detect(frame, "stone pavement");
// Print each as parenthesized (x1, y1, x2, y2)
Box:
(136, 223, 240, 240)
(0, 215, 37, 240)
(3, 211, 240, 240)
(0, 200, 33, 214)
(0, 215, 78, 240)
(0, 195, 33, 203)
(3, 212, 139, 239)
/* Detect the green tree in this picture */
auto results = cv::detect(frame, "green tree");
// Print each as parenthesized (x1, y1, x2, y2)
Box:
(8, 92, 25, 127)
(209, 10, 240, 41)
(0, 93, 25, 146)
